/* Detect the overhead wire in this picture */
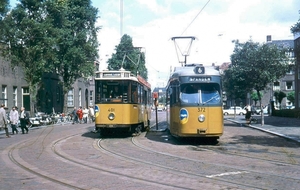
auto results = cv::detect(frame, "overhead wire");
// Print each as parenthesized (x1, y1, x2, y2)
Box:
(180, 0, 211, 36)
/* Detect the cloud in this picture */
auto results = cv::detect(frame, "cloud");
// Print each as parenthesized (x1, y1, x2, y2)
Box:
(96, 0, 300, 87)
(135, 0, 170, 15)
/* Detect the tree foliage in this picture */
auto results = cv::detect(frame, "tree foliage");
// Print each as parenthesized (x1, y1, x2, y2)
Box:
(0, 0, 100, 112)
(0, 0, 9, 19)
(291, 11, 300, 34)
(0, 0, 57, 112)
(223, 39, 291, 102)
(274, 90, 286, 109)
(45, 0, 100, 110)
(287, 91, 295, 105)
(107, 34, 148, 80)
(250, 91, 263, 106)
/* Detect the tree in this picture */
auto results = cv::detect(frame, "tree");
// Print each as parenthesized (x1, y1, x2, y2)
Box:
(0, 0, 100, 113)
(225, 39, 291, 125)
(291, 12, 300, 33)
(0, 0, 9, 19)
(274, 90, 286, 109)
(222, 66, 248, 106)
(107, 34, 148, 80)
(0, 0, 57, 113)
(287, 91, 295, 105)
(46, 0, 100, 112)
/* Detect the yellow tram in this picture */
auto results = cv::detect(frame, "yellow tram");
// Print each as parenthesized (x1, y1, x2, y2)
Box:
(166, 64, 223, 141)
(94, 69, 151, 135)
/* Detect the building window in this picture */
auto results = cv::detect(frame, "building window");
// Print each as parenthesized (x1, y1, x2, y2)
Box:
(1, 85, 7, 106)
(67, 89, 74, 106)
(286, 81, 293, 90)
(89, 90, 93, 106)
(13, 86, 17, 107)
(273, 81, 280, 91)
(22, 87, 29, 94)
(79, 88, 82, 107)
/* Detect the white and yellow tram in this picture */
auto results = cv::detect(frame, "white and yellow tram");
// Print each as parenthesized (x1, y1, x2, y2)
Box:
(94, 69, 151, 135)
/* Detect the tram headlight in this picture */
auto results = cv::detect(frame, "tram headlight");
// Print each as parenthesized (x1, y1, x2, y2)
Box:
(198, 114, 205, 122)
(108, 113, 115, 120)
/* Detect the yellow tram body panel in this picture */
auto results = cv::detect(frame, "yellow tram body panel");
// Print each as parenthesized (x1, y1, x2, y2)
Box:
(95, 103, 148, 127)
(169, 106, 223, 137)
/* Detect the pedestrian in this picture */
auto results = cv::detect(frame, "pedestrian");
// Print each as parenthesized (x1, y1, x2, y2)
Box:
(88, 106, 95, 123)
(72, 107, 78, 124)
(245, 104, 252, 124)
(76, 106, 83, 124)
(82, 107, 88, 124)
(0, 104, 10, 137)
(9, 106, 19, 135)
(20, 107, 29, 134)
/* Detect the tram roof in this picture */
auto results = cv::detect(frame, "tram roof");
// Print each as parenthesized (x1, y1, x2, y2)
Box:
(170, 64, 221, 78)
(95, 69, 151, 89)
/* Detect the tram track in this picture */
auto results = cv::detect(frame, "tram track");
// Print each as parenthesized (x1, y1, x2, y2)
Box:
(97, 134, 300, 190)
(7, 131, 186, 189)
(6, 133, 85, 190)
(3, 123, 300, 190)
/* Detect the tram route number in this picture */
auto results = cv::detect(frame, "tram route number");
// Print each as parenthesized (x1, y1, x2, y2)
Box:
(198, 107, 205, 112)
(108, 108, 115, 112)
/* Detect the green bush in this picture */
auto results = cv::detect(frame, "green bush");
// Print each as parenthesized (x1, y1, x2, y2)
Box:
(272, 109, 300, 118)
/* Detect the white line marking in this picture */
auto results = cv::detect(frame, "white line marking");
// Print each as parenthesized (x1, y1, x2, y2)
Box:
(206, 171, 250, 178)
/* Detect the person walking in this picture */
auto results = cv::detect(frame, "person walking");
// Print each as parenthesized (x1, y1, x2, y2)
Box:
(245, 104, 252, 124)
(88, 106, 95, 123)
(0, 104, 10, 137)
(72, 107, 78, 124)
(82, 107, 89, 124)
(9, 106, 19, 135)
(20, 107, 29, 134)
(76, 107, 83, 124)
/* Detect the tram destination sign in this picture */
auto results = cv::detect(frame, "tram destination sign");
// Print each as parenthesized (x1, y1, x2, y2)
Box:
(103, 72, 121, 78)
(189, 76, 211, 82)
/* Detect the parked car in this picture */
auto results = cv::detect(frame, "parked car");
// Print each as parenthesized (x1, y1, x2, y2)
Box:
(223, 106, 246, 115)
(256, 106, 268, 115)
(286, 105, 295, 109)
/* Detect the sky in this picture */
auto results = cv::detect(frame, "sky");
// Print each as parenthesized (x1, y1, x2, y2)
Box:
(10, 0, 300, 88)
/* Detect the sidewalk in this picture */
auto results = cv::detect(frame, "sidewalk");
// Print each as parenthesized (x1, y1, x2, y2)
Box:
(226, 115, 300, 143)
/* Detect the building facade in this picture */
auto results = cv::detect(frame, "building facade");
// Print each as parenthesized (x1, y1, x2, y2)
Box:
(0, 56, 28, 111)
(0, 56, 96, 115)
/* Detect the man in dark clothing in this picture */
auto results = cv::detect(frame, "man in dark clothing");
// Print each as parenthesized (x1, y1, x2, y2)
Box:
(20, 107, 29, 134)
(72, 107, 78, 124)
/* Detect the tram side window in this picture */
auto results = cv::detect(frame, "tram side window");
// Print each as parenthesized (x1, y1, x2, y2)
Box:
(131, 83, 138, 103)
(169, 86, 177, 106)
(140, 85, 144, 104)
(95, 82, 102, 103)
(138, 84, 141, 103)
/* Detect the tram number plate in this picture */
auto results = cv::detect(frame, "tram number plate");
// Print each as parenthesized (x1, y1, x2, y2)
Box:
(109, 125, 114, 128)
(198, 108, 205, 112)
(108, 108, 115, 112)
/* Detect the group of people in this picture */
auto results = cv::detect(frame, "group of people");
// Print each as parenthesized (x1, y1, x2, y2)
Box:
(0, 104, 30, 138)
(1, 104, 96, 138)
(72, 106, 94, 124)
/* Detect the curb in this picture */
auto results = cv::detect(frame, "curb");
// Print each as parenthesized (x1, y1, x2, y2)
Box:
(226, 119, 300, 143)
